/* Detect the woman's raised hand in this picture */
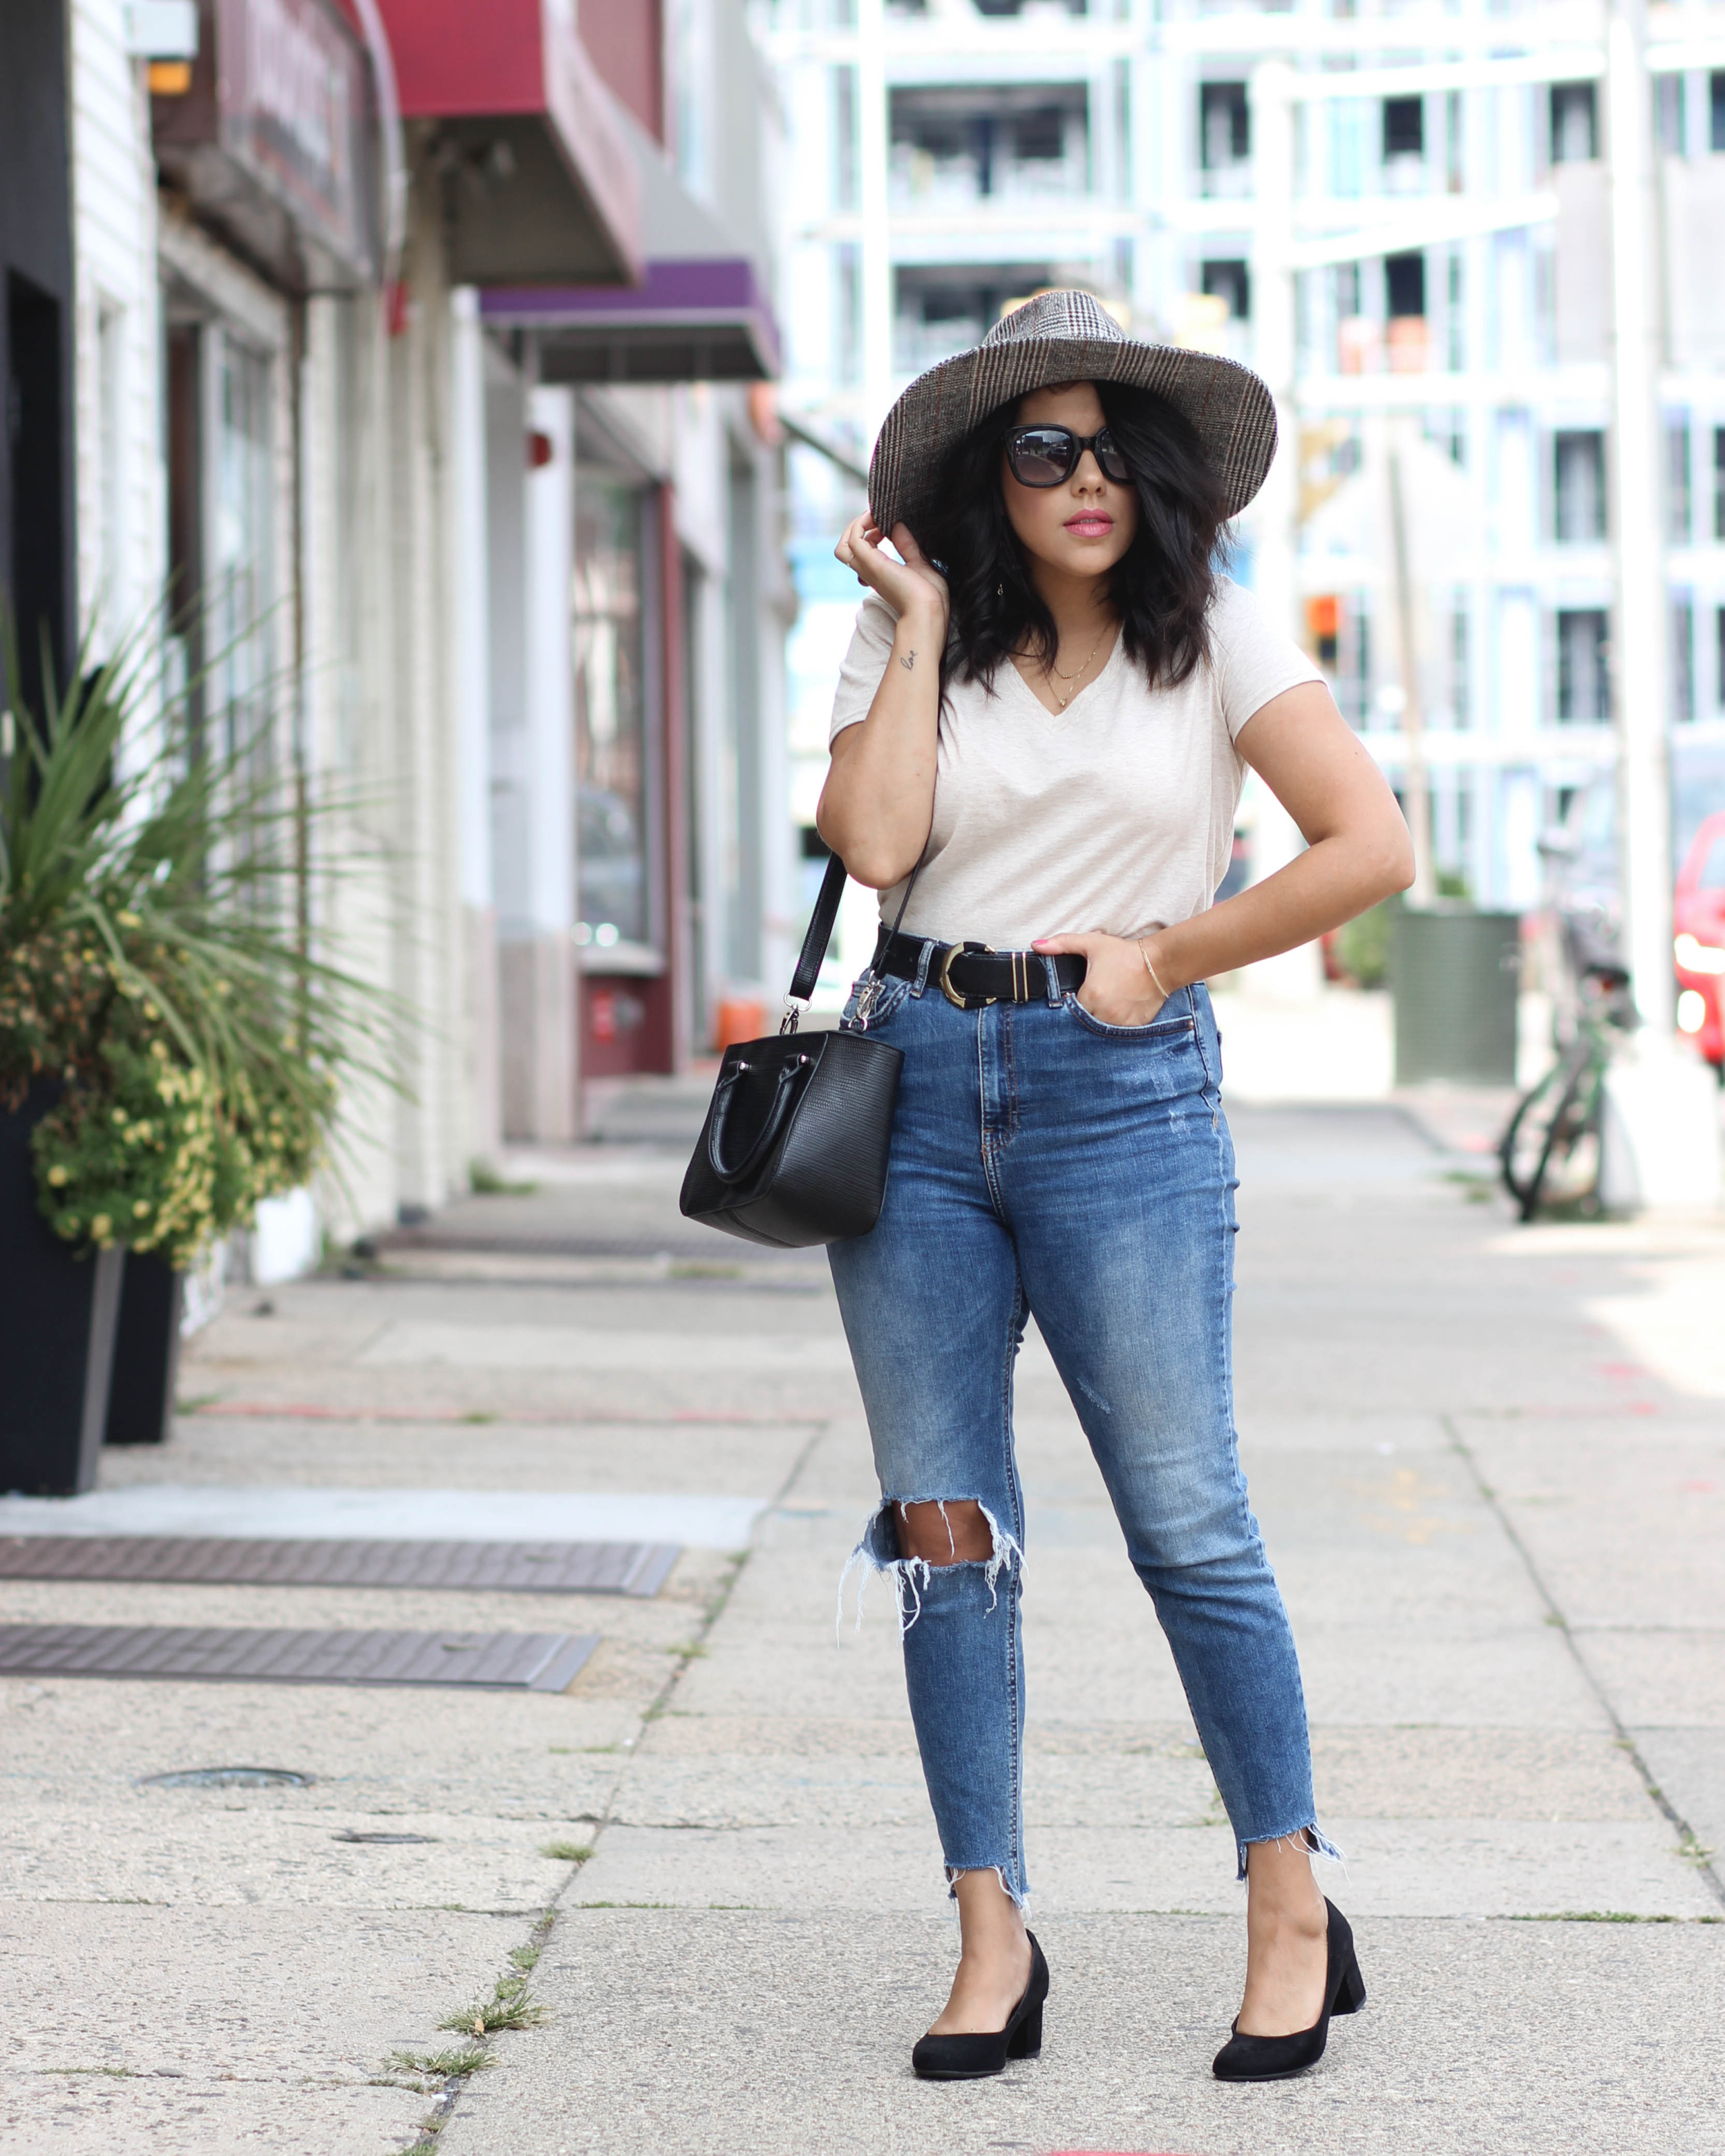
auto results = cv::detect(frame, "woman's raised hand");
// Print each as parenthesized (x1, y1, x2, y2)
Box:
(834, 515, 949, 635)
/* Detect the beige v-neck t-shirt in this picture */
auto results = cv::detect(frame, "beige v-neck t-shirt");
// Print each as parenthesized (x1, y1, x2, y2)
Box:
(827, 575, 1322, 948)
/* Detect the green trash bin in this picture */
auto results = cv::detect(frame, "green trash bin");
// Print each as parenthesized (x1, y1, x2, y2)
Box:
(1391, 906, 1522, 1085)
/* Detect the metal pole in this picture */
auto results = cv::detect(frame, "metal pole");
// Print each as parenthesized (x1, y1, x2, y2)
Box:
(1386, 437, 1437, 906)
(1605, 0, 1674, 1034)
(1249, 61, 1297, 647)
(1245, 59, 1322, 996)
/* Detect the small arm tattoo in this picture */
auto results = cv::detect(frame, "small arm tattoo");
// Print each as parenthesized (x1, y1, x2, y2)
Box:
(898, 649, 917, 672)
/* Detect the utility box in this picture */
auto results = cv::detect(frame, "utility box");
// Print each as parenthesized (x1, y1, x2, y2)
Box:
(1391, 908, 1522, 1085)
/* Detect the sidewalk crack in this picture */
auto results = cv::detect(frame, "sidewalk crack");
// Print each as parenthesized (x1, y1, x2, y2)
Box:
(1443, 1412, 1725, 1912)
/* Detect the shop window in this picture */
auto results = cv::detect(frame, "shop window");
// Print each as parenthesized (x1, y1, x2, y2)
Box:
(1556, 608, 1609, 724)
(1554, 430, 1606, 543)
(573, 476, 651, 951)
(207, 336, 274, 762)
(1550, 82, 1598, 163)
(1712, 72, 1725, 152)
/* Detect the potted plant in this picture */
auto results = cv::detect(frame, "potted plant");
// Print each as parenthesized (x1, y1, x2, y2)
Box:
(1, 626, 394, 1492)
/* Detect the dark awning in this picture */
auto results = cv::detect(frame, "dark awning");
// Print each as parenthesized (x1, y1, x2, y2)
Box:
(373, 0, 640, 286)
(480, 105, 778, 381)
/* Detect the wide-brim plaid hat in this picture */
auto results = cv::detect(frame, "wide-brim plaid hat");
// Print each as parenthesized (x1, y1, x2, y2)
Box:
(867, 288, 1278, 538)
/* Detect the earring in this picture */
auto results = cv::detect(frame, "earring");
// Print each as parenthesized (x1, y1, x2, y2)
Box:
(995, 581, 1004, 598)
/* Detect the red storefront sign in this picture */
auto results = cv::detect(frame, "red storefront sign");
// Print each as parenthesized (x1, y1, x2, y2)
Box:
(219, 0, 371, 270)
(153, 0, 377, 284)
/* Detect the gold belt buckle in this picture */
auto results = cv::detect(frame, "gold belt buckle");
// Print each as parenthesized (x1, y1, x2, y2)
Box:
(939, 941, 997, 1009)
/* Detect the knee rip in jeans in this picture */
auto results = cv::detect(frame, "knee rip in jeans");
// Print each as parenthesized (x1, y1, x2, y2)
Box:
(836, 1497, 1022, 1639)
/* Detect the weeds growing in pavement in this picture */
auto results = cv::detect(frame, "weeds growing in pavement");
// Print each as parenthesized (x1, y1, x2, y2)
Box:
(1505, 1910, 1724, 1923)
(439, 1973, 547, 2038)
(386, 2046, 495, 2079)
(540, 1840, 595, 1862)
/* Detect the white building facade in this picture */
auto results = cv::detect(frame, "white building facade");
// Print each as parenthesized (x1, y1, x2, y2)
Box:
(765, 0, 1725, 952)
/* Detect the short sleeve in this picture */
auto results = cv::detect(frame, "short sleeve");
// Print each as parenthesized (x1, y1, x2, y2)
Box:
(828, 590, 900, 743)
(1208, 577, 1325, 741)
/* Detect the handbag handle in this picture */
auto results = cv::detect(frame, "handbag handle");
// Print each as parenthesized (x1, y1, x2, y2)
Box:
(706, 1052, 813, 1184)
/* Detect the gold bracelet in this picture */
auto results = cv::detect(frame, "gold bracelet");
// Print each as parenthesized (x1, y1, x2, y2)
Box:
(1137, 939, 1170, 1002)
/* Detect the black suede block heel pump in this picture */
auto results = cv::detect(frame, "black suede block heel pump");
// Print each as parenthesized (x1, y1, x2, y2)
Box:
(1212, 1898, 1365, 2083)
(912, 1932, 1049, 2081)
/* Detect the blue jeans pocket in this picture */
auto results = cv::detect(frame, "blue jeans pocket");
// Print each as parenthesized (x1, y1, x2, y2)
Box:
(1061, 990, 1196, 1043)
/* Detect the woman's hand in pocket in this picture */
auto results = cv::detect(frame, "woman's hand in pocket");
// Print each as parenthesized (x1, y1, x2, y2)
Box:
(1033, 931, 1172, 1027)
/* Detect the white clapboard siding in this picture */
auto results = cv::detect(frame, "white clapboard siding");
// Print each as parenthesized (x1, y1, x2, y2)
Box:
(69, 0, 166, 666)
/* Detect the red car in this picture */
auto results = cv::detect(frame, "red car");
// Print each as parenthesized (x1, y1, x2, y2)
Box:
(1674, 810, 1725, 1071)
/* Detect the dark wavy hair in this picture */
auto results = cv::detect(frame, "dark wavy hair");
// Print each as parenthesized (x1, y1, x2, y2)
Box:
(918, 379, 1230, 694)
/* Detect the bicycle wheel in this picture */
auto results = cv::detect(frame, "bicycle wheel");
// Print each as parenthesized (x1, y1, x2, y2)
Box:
(1499, 1044, 1602, 1220)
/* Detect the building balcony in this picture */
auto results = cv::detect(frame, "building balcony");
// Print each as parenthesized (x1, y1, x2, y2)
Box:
(889, 146, 1090, 210)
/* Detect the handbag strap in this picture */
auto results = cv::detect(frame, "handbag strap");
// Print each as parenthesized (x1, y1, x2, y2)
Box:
(784, 845, 924, 1027)
(789, 851, 850, 1003)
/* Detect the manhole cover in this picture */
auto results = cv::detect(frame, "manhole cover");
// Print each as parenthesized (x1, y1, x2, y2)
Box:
(140, 1767, 313, 1789)
(332, 1829, 437, 1845)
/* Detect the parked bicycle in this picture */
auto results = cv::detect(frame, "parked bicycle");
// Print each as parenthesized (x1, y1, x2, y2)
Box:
(1498, 924, 1637, 1222)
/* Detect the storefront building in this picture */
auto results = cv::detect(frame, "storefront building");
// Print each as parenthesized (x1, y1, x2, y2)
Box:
(483, 0, 794, 1116)
(45, 0, 789, 1267)
(2, 0, 77, 714)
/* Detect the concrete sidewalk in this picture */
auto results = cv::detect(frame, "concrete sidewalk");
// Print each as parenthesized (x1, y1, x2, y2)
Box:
(1, 1104, 1721, 2153)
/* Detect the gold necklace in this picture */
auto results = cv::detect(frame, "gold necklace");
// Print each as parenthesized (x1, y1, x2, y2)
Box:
(1044, 625, 1110, 708)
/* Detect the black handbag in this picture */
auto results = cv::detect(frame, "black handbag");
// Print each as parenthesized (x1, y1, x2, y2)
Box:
(679, 852, 912, 1248)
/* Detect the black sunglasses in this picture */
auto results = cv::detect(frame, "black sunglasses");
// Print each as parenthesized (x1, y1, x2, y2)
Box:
(1004, 424, 1131, 488)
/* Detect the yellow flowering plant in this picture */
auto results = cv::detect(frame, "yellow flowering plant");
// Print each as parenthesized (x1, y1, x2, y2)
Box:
(2, 617, 398, 1267)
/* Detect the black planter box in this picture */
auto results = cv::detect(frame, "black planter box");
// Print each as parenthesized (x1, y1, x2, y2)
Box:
(104, 1254, 185, 1447)
(0, 1088, 125, 1494)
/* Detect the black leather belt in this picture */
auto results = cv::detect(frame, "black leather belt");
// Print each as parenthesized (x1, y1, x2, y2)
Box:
(874, 929, 1087, 1011)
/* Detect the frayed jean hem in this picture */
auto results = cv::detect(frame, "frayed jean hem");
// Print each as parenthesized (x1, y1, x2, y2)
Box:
(1236, 1823, 1347, 1883)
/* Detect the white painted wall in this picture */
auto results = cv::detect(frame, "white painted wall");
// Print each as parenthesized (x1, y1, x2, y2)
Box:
(69, 0, 166, 667)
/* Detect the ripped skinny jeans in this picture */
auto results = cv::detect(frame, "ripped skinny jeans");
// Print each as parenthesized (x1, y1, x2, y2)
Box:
(829, 958, 1332, 1902)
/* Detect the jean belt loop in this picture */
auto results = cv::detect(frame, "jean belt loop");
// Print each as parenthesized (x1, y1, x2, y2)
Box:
(912, 939, 937, 997)
(1041, 953, 1063, 1006)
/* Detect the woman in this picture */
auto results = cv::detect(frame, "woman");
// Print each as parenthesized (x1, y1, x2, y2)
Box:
(817, 290, 1411, 2083)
